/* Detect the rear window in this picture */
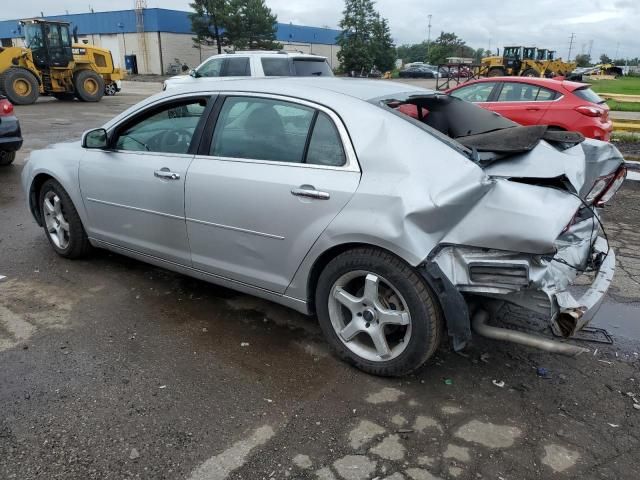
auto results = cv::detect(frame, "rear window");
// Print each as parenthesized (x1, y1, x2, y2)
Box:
(573, 87, 605, 104)
(293, 59, 333, 77)
(261, 57, 291, 76)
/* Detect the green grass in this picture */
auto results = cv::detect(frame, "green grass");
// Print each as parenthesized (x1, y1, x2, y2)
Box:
(606, 100, 640, 112)
(611, 131, 640, 142)
(587, 76, 640, 95)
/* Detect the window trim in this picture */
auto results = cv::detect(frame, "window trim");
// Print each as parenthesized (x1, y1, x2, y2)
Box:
(195, 92, 360, 172)
(491, 82, 564, 103)
(105, 94, 216, 156)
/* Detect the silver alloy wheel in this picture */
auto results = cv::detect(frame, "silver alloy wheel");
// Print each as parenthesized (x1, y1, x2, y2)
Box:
(105, 83, 117, 96)
(328, 271, 412, 362)
(43, 191, 70, 250)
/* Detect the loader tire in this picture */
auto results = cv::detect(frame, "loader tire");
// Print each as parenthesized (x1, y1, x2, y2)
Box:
(487, 68, 505, 77)
(73, 70, 104, 102)
(522, 68, 538, 77)
(1, 68, 39, 105)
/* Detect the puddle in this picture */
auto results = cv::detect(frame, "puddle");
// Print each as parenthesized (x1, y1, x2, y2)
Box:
(591, 301, 640, 341)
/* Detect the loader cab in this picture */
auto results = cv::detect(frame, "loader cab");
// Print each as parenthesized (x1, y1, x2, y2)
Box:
(503, 46, 523, 73)
(523, 47, 536, 60)
(536, 49, 549, 61)
(21, 19, 73, 69)
(547, 51, 556, 61)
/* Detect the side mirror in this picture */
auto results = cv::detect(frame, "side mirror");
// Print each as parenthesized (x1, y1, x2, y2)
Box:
(189, 69, 200, 78)
(82, 128, 108, 149)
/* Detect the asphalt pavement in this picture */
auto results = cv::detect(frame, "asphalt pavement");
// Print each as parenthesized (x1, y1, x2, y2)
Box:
(1, 81, 639, 480)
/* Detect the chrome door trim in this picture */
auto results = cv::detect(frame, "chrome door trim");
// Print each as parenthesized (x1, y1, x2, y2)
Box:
(186, 217, 285, 240)
(291, 188, 330, 200)
(86, 197, 184, 221)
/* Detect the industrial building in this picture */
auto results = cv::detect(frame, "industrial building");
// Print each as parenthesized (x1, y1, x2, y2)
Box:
(0, 8, 341, 75)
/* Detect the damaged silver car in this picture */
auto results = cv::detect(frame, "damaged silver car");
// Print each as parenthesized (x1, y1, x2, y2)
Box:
(21, 78, 626, 376)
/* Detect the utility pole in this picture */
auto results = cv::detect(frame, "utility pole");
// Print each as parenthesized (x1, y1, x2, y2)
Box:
(426, 14, 432, 61)
(615, 42, 620, 59)
(567, 32, 575, 61)
(588, 40, 593, 58)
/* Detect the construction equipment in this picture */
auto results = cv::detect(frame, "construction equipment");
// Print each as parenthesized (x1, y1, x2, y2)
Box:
(0, 18, 123, 105)
(482, 46, 576, 78)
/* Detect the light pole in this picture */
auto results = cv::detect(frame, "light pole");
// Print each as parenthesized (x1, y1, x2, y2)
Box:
(426, 14, 432, 62)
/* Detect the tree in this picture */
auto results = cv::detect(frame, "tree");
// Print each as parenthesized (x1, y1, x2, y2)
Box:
(396, 42, 428, 63)
(189, 0, 230, 54)
(427, 31, 469, 64)
(599, 53, 612, 64)
(370, 15, 395, 71)
(574, 53, 591, 67)
(225, 0, 281, 50)
(337, 0, 378, 74)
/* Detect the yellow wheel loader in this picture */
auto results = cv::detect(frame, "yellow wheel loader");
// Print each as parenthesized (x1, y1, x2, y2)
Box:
(0, 19, 123, 105)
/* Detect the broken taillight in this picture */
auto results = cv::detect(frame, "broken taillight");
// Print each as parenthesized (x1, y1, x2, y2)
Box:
(0, 99, 13, 116)
(596, 167, 626, 207)
(575, 105, 604, 117)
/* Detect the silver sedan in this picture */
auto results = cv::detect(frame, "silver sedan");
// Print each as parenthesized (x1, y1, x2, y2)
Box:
(22, 78, 626, 376)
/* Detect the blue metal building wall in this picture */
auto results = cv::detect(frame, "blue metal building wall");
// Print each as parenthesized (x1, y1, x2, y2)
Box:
(0, 8, 340, 45)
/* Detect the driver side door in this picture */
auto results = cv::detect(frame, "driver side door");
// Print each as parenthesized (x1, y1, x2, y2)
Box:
(79, 95, 212, 265)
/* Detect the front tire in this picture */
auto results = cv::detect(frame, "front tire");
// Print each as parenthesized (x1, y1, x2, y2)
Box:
(315, 248, 443, 376)
(39, 179, 91, 258)
(1, 68, 39, 105)
(488, 68, 505, 77)
(521, 68, 538, 77)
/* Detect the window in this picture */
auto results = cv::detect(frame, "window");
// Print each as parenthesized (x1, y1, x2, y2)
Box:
(262, 57, 291, 76)
(197, 58, 224, 77)
(450, 82, 496, 102)
(306, 112, 346, 166)
(211, 97, 315, 162)
(535, 87, 558, 101)
(115, 99, 208, 154)
(573, 87, 604, 104)
(210, 97, 345, 166)
(497, 82, 540, 102)
(292, 59, 333, 76)
(223, 57, 250, 76)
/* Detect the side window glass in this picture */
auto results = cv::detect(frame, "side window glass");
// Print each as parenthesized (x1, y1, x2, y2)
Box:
(211, 97, 314, 163)
(261, 57, 291, 76)
(450, 83, 495, 102)
(197, 58, 223, 77)
(223, 57, 250, 76)
(536, 87, 557, 101)
(115, 99, 207, 154)
(497, 83, 540, 101)
(306, 112, 346, 166)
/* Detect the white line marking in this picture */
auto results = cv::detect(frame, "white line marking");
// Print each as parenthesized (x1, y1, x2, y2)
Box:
(187, 425, 275, 480)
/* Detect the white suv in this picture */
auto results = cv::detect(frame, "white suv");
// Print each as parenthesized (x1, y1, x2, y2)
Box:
(163, 51, 333, 90)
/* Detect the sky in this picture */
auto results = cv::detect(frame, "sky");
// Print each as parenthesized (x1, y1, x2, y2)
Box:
(2, 0, 639, 60)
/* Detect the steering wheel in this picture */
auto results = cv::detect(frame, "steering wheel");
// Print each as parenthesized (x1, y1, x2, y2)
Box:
(158, 128, 192, 153)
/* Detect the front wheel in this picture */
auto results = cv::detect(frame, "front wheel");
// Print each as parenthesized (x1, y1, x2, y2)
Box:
(0, 151, 16, 166)
(315, 248, 443, 376)
(39, 179, 91, 258)
(105, 82, 117, 96)
(73, 70, 104, 102)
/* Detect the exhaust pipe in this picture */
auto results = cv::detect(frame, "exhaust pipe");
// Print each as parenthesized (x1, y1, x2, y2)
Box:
(472, 309, 589, 356)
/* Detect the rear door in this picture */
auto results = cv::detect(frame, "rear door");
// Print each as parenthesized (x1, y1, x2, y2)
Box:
(185, 94, 360, 293)
(484, 82, 555, 125)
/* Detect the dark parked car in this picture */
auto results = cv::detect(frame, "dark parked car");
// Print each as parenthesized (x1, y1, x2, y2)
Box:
(399, 66, 437, 79)
(0, 95, 22, 166)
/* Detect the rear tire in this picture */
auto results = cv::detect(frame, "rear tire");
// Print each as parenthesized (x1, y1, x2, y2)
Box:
(488, 68, 505, 77)
(73, 70, 104, 102)
(521, 68, 538, 77)
(0, 151, 16, 166)
(1, 68, 39, 105)
(315, 248, 443, 376)
(39, 179, 91, 259)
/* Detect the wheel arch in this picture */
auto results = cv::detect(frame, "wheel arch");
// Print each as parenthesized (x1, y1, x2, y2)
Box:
(29, 172, 57, 226)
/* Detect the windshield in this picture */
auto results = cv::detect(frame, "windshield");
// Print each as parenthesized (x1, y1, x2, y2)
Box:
(292, 59, 333, 77)
(573, 87, 605, 104)
(24, 23, 44, 49)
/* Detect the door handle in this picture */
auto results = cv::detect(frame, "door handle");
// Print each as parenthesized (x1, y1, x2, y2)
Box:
(154, 168, 181, 180)
(291, 187, 330, 200)
(526, 107, 540, 111)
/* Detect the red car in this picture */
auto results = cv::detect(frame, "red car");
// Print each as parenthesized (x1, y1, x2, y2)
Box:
(445, 77, 613, 141)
